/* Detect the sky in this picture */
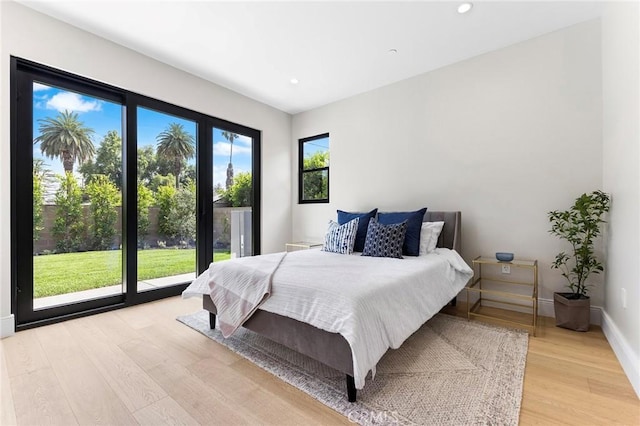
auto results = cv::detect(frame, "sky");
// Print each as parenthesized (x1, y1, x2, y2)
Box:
(32, 81, 252, 189)
(303, 136, 330, 161)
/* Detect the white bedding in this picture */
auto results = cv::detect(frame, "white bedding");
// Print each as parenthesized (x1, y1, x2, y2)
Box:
(183, 248, 473, 389)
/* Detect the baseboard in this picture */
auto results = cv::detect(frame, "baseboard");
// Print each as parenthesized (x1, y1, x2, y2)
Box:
(0, 314, 15, 338)
(537, 297, 602, 326)
(601, 310, 640, 399)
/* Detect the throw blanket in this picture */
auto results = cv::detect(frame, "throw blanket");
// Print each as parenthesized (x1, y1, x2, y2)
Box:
(186, 252, 286, 337)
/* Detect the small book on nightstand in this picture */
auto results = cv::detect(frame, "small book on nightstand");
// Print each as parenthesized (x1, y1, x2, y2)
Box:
(285, 241, 323, 252)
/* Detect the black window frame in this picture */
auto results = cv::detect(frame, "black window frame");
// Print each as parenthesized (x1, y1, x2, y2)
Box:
(298, 133, 330, 204)
(10, 56, 261, 330)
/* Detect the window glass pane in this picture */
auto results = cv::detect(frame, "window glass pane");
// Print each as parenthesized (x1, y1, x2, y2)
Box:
(32, 81, 123, 309)
(302, 136, 329, 170)
(302, 169, 329, 201)
(213, 128, 253, 260)
(137, 107, 197, 292)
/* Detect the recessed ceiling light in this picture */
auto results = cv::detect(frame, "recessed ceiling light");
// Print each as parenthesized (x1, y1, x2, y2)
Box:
(457, 2, 473, 14)
(388, 48, 398, 54)
(290, 78, 299, 85)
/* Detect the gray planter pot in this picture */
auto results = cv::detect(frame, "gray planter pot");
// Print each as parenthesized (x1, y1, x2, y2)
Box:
(554, 292, 590, 332)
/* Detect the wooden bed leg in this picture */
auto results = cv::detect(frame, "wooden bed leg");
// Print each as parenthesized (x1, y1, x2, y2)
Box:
(209, 313, 216, 329)
(346, 375, 357, 402)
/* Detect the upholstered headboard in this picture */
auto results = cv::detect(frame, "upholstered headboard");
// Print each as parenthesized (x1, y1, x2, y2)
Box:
(423, 211, 461, 253)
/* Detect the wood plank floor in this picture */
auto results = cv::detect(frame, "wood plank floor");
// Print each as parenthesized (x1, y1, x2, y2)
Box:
(1, 296, 638, 425)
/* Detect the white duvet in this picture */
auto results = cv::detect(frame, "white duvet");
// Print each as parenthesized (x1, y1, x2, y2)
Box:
(183, 248, 473, 389)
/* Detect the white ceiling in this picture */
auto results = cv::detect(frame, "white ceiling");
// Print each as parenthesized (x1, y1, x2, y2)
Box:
(20, 1, 603, 114)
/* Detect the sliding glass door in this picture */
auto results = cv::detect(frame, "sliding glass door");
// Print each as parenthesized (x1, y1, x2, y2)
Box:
(32, 81, 125, 310)
(11, 58, 261, 329)
(136, 107, 198, 292)
(212, 126, 258, 261)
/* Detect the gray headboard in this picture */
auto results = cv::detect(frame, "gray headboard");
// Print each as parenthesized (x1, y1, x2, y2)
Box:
(423, 211, 461, 253)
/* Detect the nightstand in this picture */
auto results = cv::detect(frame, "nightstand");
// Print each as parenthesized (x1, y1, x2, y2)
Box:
(285, 241, 322, 252)
(467, 256, 538, 336)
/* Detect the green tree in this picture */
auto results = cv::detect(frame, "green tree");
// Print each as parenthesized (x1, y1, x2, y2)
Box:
(80, 130, 122, 188)
(137, 182, 154, 248)
(149, 173, 175, 193)
(222, 131, 238, 189)
(156, 123, 195, 189)
(180, 164, 196, 187)
(35, 110, 95, 173)
(52, 172, 86, 252)
(137, 145, 157, 185)
(85, 175, 120, 250)
(302, 151, 329, 200)
(221, 172, 252, 207)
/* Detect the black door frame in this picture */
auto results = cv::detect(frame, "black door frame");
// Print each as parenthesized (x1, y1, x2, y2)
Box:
(11, 57, 261, 330)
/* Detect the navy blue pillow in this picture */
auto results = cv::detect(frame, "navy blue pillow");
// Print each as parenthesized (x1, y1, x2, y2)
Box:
(361, 219, 407, 259)
(377, 207, 427, 256)
(337, 208, 378, 252)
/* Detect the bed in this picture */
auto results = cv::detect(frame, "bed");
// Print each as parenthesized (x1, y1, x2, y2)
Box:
(185, 211, 470, 402)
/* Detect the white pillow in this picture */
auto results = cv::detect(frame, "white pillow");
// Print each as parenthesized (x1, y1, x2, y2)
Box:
(418, 221, 445, 255)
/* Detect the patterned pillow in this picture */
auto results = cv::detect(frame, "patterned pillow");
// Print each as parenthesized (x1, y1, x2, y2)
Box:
(361, 218, 407, 259)
(322, 218, 359, 254)
(337, 208, 378, 252)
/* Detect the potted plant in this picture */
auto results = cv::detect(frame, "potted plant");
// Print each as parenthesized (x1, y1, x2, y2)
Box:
(547, 190, 610, 331)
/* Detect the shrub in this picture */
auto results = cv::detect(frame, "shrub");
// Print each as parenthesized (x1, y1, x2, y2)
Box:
(166, 180, 196, 247)
(156, 180, 196, 246)
(156, 183, 177, 240)
(222, 172, 252, 207)
(85, 175, 120, 250)
(33, 172, 44, 242)
(137, 182, 154, 248)
(52, 172, 86, 252)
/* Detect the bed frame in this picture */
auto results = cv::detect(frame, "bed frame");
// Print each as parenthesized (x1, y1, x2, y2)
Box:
(202, 211, 462, 402)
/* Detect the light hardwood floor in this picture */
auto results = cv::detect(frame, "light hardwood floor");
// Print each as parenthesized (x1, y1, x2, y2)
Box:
(1, 296, 638, 425)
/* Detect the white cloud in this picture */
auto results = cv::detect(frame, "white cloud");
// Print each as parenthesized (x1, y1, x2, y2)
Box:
(213, 141, 252, 157)
(33, 82, 51, 92)
(234, 134, 252, 147)
(46, 91, 102, 113)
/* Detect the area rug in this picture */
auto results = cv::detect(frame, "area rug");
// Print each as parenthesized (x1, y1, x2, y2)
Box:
(177, 310, 528, 425)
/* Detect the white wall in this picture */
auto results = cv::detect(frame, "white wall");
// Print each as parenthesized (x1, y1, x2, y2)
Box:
(292, 21, 603, 305)
(601, 1, 640, 397)
(0, 1, 292, 336)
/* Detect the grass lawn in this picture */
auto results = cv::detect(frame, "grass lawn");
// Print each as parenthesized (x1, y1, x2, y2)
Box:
(34, 248, 231, 298)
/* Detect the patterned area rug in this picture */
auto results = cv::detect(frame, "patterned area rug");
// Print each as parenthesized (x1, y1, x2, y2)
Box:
(177, 310, 528, 425)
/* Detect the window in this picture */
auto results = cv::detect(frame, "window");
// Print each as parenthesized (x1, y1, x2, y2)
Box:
(299, 133, 329, 203)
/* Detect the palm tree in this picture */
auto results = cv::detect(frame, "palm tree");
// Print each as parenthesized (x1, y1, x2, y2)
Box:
(35, 110, 95, 173)
(222, 131, 238, 189)
(156, 123, 195, 188)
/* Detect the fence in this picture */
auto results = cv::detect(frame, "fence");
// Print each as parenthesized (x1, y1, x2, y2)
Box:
(34, 205, 251, 254)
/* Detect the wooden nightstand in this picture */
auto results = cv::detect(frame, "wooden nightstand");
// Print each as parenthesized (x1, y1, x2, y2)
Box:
(285, 241, 322, 252)
(467, 256, 538, 336)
